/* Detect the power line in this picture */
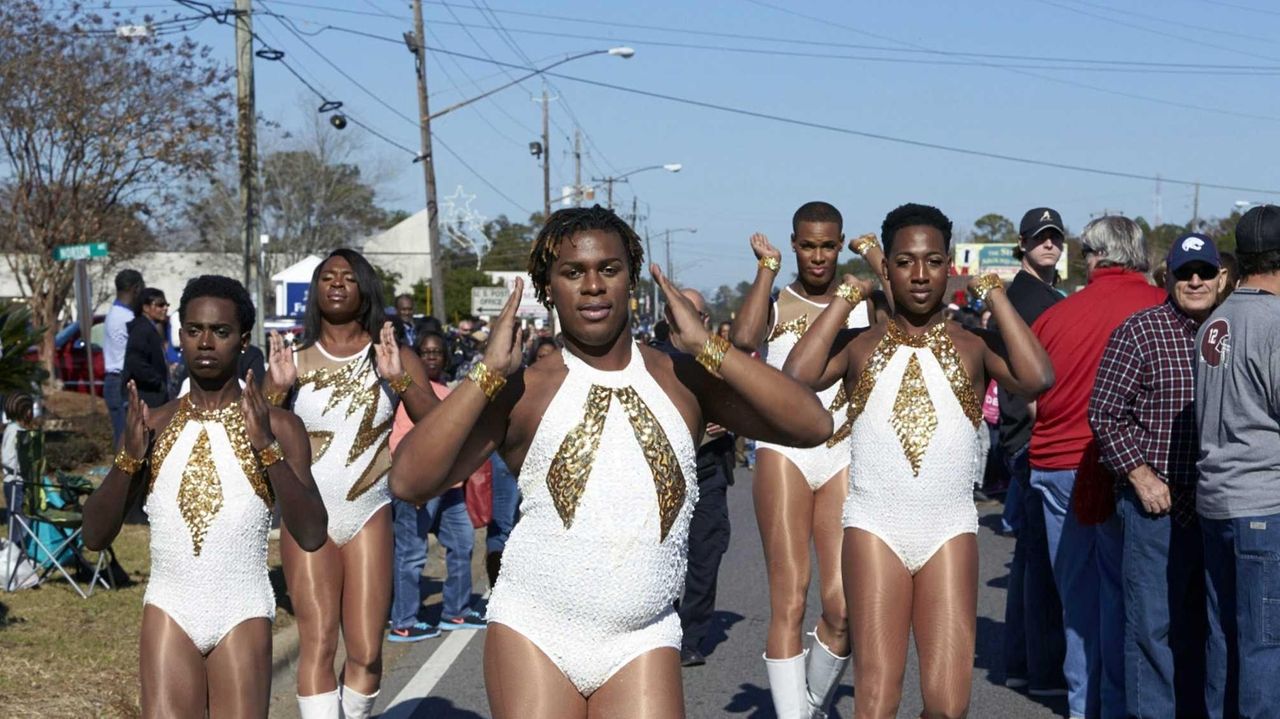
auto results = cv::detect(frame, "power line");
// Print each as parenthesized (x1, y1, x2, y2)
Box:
(433, 134, 536, 214)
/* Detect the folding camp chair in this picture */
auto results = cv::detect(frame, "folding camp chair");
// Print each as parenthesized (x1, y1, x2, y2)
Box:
(3, 430, 115, 597)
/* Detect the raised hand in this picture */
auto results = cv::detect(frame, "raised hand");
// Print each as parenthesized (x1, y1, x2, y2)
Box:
(652, 263, 711, 355)
(847, 232, 878, 255)
(480, 279, 526, 377)
(374, 320, 403, 381)
(840, 273, 875, 300)
(967, 272, 1005, 302)
(122, 380, 150, 462)
(240, 370, 275, 451)
(266, 331, 296, 391)
(750, 232, 781, 263)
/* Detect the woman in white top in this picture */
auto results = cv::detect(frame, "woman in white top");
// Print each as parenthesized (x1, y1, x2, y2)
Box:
(84, 275, 328, 718)
(262, 249, 438, 719)
(784, 204, 1053, 719)
(389, 206, 835, 719)
(730, 201, 888, 718)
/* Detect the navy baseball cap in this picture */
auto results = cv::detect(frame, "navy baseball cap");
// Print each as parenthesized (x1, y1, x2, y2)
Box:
(1167, 232, 1221, 273)
(1019, 207, 1064, 240)
(1236, 204, 1280, 254)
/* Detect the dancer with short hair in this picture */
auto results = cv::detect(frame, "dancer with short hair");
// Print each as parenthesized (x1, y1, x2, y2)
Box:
(784, 203, 1053, 718)
(730, 201, 887, 717)
(390, 205, 835, 718)
(84, 275, 328, 719)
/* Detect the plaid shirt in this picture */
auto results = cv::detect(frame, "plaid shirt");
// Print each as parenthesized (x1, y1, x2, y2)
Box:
(1088, 299, 1201, 526)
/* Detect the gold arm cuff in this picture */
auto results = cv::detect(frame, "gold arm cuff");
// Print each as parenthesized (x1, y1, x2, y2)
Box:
(972, 274, 1004, 303)
(257, 440, 285, 468)
(388, 372, 413, 394)
(852, 234, 880, 256)
(113, 448, 144, 474)
(758, 256, 781, 273)
(834, 282, 864, 307)
(467, 361, 506, 402)
(695, 335, 732, 378)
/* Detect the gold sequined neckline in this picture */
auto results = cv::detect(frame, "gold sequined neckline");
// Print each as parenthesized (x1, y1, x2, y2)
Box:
(884, 320, 948, 348)
(182, 397, 241, 421)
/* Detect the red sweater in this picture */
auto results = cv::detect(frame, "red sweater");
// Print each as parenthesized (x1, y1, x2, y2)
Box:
(1029, 268, 1166, 470)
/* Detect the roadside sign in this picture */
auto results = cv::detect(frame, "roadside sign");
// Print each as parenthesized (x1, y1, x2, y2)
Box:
(471, 286, 508, 316)
(52, 242, 109, 261)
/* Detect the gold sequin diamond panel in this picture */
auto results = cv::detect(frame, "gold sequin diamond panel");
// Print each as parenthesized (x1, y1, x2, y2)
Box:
(178, 429, 223, 556)
(545, 385, 612, 531)
(891, 354, 938, 477)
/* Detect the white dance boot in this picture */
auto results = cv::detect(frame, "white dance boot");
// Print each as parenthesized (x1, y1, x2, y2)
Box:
(805, 630, 850, 718)
(340, 685, 378, 719)
(296, 690, 340, 719)
(764, 651, 810, 719)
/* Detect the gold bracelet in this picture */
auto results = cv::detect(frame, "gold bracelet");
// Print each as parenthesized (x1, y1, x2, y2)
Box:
(467, 361, 506, 402)
(758, 256, 781, 273)
(257, 439, 285, 468)
(834, 282, 864, 307)
(264, 389, 286, 406)
(388, 372, 413, 394)
(972, 274, 1003, 303)
(113, 447, 144, 474)
(695, 335, 731, 377)
(851, 233, 880, 256)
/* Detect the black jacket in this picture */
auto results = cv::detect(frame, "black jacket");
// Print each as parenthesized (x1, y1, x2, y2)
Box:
(120, 317, 170, 408)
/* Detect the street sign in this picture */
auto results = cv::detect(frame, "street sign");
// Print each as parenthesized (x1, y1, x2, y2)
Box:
(471, 286, 509, 316)
(52, 242, 109, 261)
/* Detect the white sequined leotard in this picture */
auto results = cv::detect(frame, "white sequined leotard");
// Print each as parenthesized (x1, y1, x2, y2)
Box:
(485, 343, 698, 696)
(757, 286, 870, 489)
(291, 343, 394, 546)
(842, 322, 984, 574)
(143, 398, 275, 655)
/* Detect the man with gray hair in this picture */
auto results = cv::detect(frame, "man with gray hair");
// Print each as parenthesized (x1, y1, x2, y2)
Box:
(1028, 216, 1166, 719)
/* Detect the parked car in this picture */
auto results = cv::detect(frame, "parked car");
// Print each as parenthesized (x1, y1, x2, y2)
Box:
(25, 316, 106, 396)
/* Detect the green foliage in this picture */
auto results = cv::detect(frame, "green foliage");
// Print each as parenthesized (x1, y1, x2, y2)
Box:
(0, 303, 48, 394)
(444, 269, 502, 324)
(372, 264, 403, 299)
(970, 213, 1018, 244)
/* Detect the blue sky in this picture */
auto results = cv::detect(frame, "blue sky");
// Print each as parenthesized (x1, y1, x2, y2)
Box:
(135, 0, 1280, 293)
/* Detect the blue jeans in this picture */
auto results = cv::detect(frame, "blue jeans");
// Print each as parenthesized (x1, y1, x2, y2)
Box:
(1003, 448, 1066, 691)
(104, 373, 125, 450)
(390, 498, 429, 629)
(486, 454, 519, 556)
(1201, 512, 1280, 719)
(1116, 487, 1206, 719)
(1031, 467, 1125, 718)
(425, 487, 475, 620)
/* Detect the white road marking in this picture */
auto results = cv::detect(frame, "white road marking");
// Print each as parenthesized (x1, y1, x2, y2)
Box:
(378, 626, 483, 718)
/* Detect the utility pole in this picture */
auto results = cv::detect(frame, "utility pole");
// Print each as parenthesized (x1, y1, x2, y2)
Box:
(234, 0, 261, 344)
(1154, 174, 1163, 228)
(1192, 181, 1201, 230)
(540, 88, 551, 220)
(605, 178, 617, 210)
(665, 229, 673, 283)
(573, 128, 582, 206)
(411, 0, 446, 322)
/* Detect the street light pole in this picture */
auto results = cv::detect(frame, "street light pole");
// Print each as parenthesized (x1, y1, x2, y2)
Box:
(542, 88, 550, 219)
(595, 164, 682, 210)
(410, 0, 445, 322)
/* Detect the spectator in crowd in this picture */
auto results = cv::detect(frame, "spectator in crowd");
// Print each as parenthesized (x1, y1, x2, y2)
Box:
(120, 288, 172, 409)
(395, 294, 422, 348)
(1090, 233, 1222, 718)
(1195, 204, 1280, 718)
(104, 269, 144, 448)
(716, 321, 732, 341)
(1216, 251, 1238, 302)
(652, 289, 737, 668)
(997, 207, 1068, 697)
(2, 393, 36, 547)
(1030, 215, 1165, 719)
(449, 316, 483, 382)
(531, 337, 558, 364)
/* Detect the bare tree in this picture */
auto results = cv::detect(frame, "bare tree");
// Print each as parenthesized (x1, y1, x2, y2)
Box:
(0, 1, 233, 371)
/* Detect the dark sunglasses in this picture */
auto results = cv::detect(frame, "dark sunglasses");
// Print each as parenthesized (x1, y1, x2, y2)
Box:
(1173, 264, 1220, 282)
(151, 301, 169, 308)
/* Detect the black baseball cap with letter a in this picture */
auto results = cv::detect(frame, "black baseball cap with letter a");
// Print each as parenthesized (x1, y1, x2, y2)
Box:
(1019, 207, 1064, 240)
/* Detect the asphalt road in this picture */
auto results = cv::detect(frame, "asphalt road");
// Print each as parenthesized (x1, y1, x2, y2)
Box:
(272, 467, 1070, 718)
